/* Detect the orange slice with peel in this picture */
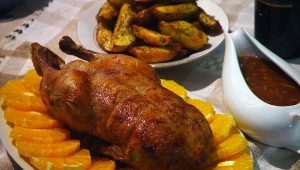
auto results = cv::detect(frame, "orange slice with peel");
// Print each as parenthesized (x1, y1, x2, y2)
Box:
(186, 98, 215, 122)
(16, 140, 80, 157)
(207, 134, 248, 164)
(0, 73, 46, 112)
(29, 149, 91, 170)
(2, 94, 47, 112)
(10, 126, 69, 143)
(4, 107, 61, 128)
(22, 69, 42, 96)
(206, 153, 253, 170)
(0, 79, 29, 97)
(89, 158, 116, 170)
(161, 79, 187, 99)
(160, 80, 216, 122)
(210, 114, 234, 145)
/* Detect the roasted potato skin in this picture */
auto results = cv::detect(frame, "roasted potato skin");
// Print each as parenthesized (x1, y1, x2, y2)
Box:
(132, 24, 172, 46)
(129, 43, 182, 63)
(133, 8, 154, 26)
(107, 0, 131, 8)
(152, 2, 199, 21)
(198, 11, 222, 31)
(96, 2, 118, 22)
(96, 22, 114, 52)
(159, 20, 208, 50)
(112, 3, 136, 52)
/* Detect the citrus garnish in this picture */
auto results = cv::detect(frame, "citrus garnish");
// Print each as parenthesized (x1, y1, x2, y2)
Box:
(2, 94, 47, 112)
(89, 158, 116, 170)
(206, 153, 253, 170)
(4, 107, 61, 128)
(207, 134, 248, 163)
(22, 69, 42, 96)
(0, 70, 46, 112)
(186, 98, 215, 122)
(29, 149, 91, 170)
(10, 126, 69, 143)
(209, 114, 234, 145)
(16, 140, 80, 157)
(161, 79, 187, 99)
(0, 79, 29, 97)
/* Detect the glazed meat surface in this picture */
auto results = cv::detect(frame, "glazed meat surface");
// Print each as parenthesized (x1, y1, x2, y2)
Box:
(31, 36, 213, 170)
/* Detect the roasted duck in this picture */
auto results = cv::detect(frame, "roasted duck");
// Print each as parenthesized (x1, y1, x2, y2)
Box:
(31, 36, 213, 170)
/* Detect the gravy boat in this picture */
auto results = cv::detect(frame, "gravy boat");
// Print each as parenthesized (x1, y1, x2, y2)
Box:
(222, 28, 300, 153)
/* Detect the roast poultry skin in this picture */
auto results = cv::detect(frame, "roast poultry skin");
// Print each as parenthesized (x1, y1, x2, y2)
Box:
(31, 36, 213, 170)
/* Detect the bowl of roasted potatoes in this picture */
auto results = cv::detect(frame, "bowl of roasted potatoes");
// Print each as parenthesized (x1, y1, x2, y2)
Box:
(77, 0, 229, 68)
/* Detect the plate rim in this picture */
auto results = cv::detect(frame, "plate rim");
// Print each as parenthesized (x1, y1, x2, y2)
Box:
(76, 0, 229, 69)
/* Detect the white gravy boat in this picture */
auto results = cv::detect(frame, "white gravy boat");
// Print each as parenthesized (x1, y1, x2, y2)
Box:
(222, 28, 300, 153)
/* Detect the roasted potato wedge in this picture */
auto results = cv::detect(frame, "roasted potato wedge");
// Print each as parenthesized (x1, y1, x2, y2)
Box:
(108, 0, 131, 8)
(192, 21, 205, 30)
(159, 20, 208, 50)
(96, 22, 114, 52)
(129, 43, 182, 63)
(152, 2, 198, 21)
(96, 2, 118, 22)
(132, 24, 172, 46)
(198, 11, 222, 31)
(133, 0, 154, 5)
(161, 0, 197, 3)
(133, 8, 154, 26)
(112, 3, 136, 52)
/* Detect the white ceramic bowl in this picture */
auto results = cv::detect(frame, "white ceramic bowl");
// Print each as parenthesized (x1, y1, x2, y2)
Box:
(222, 28, 300, 153)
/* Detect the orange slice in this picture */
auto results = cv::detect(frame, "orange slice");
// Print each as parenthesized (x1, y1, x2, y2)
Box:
(207, 134, 248, 163)
(2, 94, 47, 112)
(161, 79, 187, 99)
(207, 153, 253, 170)
(210, 114, 234, 145)
(29, 95, 48, 112)
(22, 69, 42, 96)
(89, 158, 116, 170)
(0, 71, 46, 112)
(10, 126, 69, 143)
(186, 98, 215, 122)
(4, 107, 61, 129)
(29, 149, 91, 170)
(0, 79, 31, 97)
(16, 140, 80, 157)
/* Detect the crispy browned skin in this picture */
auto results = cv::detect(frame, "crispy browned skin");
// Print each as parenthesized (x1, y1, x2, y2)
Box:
(31, 36, 213, 170)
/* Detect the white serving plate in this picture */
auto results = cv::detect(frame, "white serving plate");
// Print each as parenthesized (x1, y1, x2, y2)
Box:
(0, 91, 251, 169)
(77, 0, 229, 69)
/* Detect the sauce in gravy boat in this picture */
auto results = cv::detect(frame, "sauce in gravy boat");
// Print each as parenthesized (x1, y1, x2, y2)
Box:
(222, 28, 300, 153)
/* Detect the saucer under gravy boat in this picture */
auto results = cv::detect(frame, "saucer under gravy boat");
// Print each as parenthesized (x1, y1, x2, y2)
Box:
(222, 28, 300, 153)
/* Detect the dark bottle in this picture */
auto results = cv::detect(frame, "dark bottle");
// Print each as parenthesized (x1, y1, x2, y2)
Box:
(255, 0, 300, 59)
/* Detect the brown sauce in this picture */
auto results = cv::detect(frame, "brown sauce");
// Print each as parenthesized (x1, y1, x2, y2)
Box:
(238, 55, 300, 106)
